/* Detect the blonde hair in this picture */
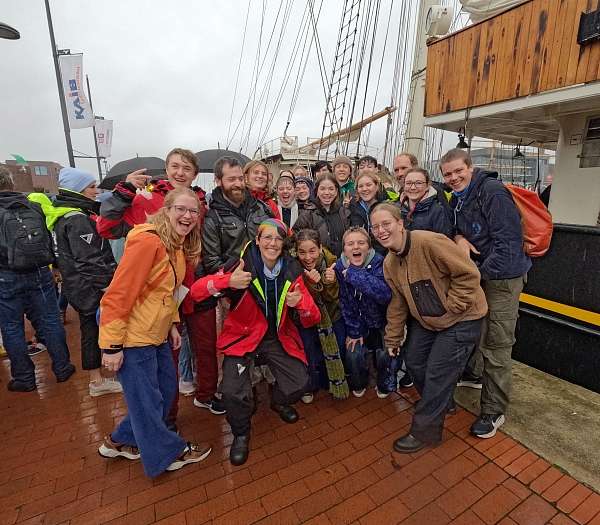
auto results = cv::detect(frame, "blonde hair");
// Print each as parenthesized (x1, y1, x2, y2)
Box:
(342, 226, 371, 247)
(149, 188, 202, 266)
(355, 171, 381, 187)
(292, 164, 309, 178)
(243, 160, 273, 192)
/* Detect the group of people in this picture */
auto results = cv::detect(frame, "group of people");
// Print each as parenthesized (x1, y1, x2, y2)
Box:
(0, 145, 529, 477)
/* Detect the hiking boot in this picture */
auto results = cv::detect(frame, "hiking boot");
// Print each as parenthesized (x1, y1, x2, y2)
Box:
(301, 393, 314, 404)
(271, 403, 299, 424)
(7, 379, 36, 392)
(352, 388, 366, 398)
(230, 435, 250, 466)
(470, 414, 505, 438)
(393, 433, 427, 453)
(178, 379, 195, 396)
(89, 378, 123, 397)
(457, 373, 482, 389)
(193, 396, 226, 415)
(27, 341, 47, 357)
(166, 442, 212, 471)
(98, 435, 140, 460)
(398, 373, 414, 389)
(56, 363, 76, 383)
(375, 386, 391, 399)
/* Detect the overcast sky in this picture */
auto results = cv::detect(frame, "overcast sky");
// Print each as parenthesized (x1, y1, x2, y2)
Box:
(1, 0, 427, 177)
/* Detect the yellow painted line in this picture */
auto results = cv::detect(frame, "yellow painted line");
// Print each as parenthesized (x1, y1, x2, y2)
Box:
(520, 293, 600, 327)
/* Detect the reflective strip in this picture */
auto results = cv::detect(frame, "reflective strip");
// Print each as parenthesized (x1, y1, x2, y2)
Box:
(520, 293, 600, 327)
(277, 281, 292, 327)
(252, 278, 265, 301)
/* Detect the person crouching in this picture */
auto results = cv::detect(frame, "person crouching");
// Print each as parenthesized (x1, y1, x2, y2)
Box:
(190, 218, 320, 466)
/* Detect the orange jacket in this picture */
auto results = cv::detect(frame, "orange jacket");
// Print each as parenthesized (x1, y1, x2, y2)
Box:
(99, 224, 185, 350)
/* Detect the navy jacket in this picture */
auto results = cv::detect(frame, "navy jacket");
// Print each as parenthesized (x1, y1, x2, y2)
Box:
(348, 190, 390, 256)
(334, 252, 391, 339)
(449, 169, 531, 281)
(400, 187, 454, 239)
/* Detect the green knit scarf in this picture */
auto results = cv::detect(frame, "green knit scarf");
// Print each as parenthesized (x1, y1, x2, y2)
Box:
(316, 304, 349, 400)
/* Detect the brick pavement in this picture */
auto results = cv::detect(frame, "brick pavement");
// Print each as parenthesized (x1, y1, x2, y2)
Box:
(1, 318, 599, 525)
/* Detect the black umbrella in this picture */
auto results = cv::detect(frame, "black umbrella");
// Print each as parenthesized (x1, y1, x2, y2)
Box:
(195, 149, 250, 173)
(99, 156, 165, 190)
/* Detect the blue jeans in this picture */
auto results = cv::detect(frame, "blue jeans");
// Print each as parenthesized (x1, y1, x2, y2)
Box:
(0, 267, 72, 386)
(344, 328, 399, 392)
(177, 324, 194, 384)
(113, 342, 186, 477)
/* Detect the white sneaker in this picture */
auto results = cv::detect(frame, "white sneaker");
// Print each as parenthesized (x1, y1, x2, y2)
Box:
(375, 387, 391, 399)
(179, 379, 195, 396)
(352, 388, 366, 398)
(89, 378, 123, 397)
(301, 393, 314, 404)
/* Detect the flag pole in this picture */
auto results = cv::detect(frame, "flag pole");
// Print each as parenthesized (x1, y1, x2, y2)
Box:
(44, 0, 75, 168)
(86, 75, 103, 181)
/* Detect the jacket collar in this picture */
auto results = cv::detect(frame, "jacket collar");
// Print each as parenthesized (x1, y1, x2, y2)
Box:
(395, 230, 411, 258)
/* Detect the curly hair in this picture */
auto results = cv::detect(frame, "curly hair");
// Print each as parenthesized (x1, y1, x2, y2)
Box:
(149, 188, 202, 267)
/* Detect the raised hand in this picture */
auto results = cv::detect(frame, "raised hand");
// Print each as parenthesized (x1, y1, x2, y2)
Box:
(229, 259, 252, 289)
(323, 263, 336, 284)
(125, 168, 150, 189)
(285, 284, 303, 308)
(304, 268, 321, 284)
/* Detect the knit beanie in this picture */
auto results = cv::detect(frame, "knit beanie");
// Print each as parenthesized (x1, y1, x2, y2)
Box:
(58, 167, 96, 193)
(332, 155, 354, 172)
(258, 218, 289, 239)
(294, 176, 314, 194)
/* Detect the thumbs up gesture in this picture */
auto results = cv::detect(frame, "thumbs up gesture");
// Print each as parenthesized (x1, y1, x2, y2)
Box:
(304, 268, 321, 284)
(323, 263, 336, 284)
(285, 284, 303, 308)
(229, 259, 252, 290)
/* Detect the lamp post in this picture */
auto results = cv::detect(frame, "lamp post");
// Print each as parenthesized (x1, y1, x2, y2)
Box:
(0, 21, 20, 40)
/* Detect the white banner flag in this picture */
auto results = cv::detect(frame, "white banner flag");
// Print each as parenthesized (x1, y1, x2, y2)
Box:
(58, 54, 94, 129)
(95, 119, 113, 158)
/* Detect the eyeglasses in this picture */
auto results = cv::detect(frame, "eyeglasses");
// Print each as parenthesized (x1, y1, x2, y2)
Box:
(371, 220, 395, 233)
(404, 181, 427, 188)
(170, 205, 200, 217)
(261, 235, 284, 245)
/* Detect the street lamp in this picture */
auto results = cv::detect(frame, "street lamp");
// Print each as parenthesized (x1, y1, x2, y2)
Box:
(0, 21, 20, 40)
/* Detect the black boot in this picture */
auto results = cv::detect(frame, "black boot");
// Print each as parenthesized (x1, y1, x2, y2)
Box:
(230, 435, 250, 466)
(271, 403, 299, 424)
(393, 433, 427, 453)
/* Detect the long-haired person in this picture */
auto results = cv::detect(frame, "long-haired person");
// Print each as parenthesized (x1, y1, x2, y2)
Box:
(294, 229, 349, 402)
(190, 218, 320, 466)
(244, 160, 280, 219)
(371, 203, 486, 452)
(98, 188, 212, 477)
(399, 168, 453, 238)
(293, 173, 350, 257)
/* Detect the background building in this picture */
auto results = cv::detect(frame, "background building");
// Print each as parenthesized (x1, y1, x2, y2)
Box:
(1, 159, 61, 193)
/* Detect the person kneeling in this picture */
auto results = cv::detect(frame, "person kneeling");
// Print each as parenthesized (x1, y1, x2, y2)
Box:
(371, 203, 487, 453)
(191, 219, 320, 466)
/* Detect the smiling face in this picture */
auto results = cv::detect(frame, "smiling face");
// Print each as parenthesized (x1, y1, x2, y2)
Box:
(393, 154, 414, 187)
(334, 162, 352, 185)
(276, 177, 295, 206)
(297, 239, 321, 271)
(403, 170, 429, 203)
(343, 230, 370, 266)
(167, 194, 201, 237)
(440, 158, 474, 193)
(316, 179, 337, 208)
(166, 153, 196, 189)
(219, 163, 246, 205)
(295, 181, 310, 201)
(370, 208, 404, 251)
(246, 164, 269, 191)
(357, 176, 378, 204)
(256, 226, 284, 267)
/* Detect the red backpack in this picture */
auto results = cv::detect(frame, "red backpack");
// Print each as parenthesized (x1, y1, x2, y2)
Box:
(505, 184, 553, 257)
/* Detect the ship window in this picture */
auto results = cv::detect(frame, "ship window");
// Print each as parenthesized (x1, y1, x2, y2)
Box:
(580, 117, 600, 168)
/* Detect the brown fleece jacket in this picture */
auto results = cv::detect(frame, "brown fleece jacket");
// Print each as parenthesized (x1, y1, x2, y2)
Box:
(383, 230, 487, 347)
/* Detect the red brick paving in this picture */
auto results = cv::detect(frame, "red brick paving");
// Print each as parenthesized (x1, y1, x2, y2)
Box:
(0, 317, 598, 525)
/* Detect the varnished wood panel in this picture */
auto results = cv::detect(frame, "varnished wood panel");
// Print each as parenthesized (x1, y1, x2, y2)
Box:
(425, 0, 600, 116)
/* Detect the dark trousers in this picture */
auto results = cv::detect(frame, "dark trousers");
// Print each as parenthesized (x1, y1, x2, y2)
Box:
(221, 337, 308, 436)
(78, 311, 102, 371)
(0, 267, 72, 386)
(113, 342, 186, 478)
(344, 328, 399, 393)
(187, 307, 218, 401)
(404, 318, 482, 444)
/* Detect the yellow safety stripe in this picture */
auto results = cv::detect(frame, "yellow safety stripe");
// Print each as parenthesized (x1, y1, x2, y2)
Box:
(252, 278, 265, 301)
(520, 293, 600, 327)
(277, 281, 292, 327)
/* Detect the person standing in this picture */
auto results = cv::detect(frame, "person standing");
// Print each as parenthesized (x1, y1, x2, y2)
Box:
(0, 169, 75, 391)
(441, 148, 530, 438)
(371, 203, 487, 452)
(275, 171, 299, 228)
(98, 188, 212, 476)
(392, 152, 418, 193)
(244, 160, 280, 219)
(294, 176, 314, 210)
(332, 155, 355, 206)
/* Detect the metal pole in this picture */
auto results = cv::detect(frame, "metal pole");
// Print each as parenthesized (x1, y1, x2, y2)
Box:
(44, 0, 75, 168)
(86, 75, 103, 181)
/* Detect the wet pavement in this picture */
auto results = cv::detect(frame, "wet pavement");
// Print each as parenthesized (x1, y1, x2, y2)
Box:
(1, 314, 599, 525)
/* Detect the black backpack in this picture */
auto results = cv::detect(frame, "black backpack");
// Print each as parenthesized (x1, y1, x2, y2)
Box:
(0, 199, 54, 271)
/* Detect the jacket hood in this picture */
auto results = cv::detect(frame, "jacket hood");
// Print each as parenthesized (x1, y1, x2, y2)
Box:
(26, 192, 80, 230)
(127, 222, 158, 240)
(401, 186, 438, 213)
(54, 188, 100, 215)
(459, 168, 499, 203)
(0, 191, 29, 206)
(339, 247, 376, 269)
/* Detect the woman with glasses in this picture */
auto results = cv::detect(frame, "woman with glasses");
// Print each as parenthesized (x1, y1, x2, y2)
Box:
(190, 218, 320, 466)
(400, 168, 453, 238)
(98, 188, 212, 477)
